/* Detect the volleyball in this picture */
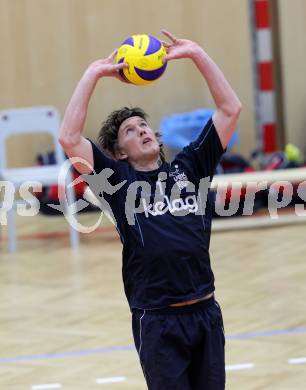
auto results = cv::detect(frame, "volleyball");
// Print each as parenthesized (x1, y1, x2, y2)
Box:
(116, 34, 167, 86)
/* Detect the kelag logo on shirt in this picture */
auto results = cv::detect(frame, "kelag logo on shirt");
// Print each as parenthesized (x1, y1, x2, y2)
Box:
(141, 194, 199, 217)
(140, 166, 198, 218)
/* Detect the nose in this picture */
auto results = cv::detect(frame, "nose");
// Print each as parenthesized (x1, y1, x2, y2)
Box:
(139, 127, 147, 137)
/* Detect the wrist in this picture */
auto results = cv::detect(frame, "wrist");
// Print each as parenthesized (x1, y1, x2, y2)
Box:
(84, 65, 103, 83)
(189, 43, 206, 61)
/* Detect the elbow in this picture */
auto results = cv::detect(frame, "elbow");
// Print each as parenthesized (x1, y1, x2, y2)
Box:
(230, 99, 242, 118)
(58, 128, 80, 149)
(58, 133, 73, 150)
(223, 100, 242, 119)
(235, 100, 242, 116)
(58, 134, 68, 149)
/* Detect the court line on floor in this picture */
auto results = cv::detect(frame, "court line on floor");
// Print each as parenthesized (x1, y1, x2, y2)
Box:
(226, 327, 306, 340)
(1, 327, 306, 364)
(226, 363, 254, 371)
(0, 345, 135, 364)
(288, 357, 306, 365)
(32, 384, 62, 390)
(96, 377, 126, 384)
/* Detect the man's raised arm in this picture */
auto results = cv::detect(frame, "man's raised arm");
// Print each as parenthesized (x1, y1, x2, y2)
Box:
(58, 51, 128, 173)
(162, 30, 242, 149)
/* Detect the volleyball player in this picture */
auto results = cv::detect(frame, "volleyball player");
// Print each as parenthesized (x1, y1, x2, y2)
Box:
(59, 30, 241, 390)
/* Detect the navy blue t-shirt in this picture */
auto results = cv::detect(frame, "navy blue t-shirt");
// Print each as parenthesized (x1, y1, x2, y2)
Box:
(86, 118, 225, 310)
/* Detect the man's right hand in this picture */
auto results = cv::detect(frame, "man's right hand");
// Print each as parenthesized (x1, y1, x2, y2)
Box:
(59, 51, 129, 175)
(85, 50, 129, 82)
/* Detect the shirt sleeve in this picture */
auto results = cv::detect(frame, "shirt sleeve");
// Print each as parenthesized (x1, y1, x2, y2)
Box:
(86, 139, 125, 187)
(88, 140, 117, 173)
(172, 117, 226, 181)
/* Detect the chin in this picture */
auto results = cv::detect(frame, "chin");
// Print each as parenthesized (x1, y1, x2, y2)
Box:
(137, 152, 159, 164)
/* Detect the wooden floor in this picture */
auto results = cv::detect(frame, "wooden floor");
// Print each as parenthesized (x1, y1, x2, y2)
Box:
(1, 211, 306, 389)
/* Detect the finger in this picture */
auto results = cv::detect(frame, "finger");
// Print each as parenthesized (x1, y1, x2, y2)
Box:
(114, 62, 129, 70)
(160, 40, 171, 48)
(163, 53, 178, 62)
(161, 29, 177, 43)
(107, 49, 118, 61)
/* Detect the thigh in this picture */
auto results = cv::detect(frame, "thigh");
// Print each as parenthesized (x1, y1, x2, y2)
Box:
(132, 311, 192, 390)
(189, 301, 226, 390)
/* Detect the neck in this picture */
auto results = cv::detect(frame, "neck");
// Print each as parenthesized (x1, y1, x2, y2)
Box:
(131, 158, 162, 171)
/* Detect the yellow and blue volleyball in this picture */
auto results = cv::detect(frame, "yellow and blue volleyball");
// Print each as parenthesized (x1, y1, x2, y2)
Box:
(116, 34, 167, 86)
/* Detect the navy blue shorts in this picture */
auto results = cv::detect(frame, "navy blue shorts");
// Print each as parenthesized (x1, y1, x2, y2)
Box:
(132, 296, 225, 390)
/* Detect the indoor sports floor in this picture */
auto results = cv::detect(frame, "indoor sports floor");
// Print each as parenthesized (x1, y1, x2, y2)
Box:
(1, 212, 306, 389)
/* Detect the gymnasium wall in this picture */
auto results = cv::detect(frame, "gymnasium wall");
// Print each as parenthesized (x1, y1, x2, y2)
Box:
(1, 0, 304, 167)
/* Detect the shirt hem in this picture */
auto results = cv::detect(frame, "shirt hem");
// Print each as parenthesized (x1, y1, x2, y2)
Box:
(130, 287, 215, 311)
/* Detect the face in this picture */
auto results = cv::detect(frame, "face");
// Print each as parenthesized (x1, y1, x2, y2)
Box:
(116, 116, 160, 164)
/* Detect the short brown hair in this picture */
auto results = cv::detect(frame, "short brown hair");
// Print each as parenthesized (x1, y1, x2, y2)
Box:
(97, 107, 165, 161)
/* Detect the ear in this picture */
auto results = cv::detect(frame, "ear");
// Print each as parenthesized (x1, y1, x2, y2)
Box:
(114, 149, 128, 161)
